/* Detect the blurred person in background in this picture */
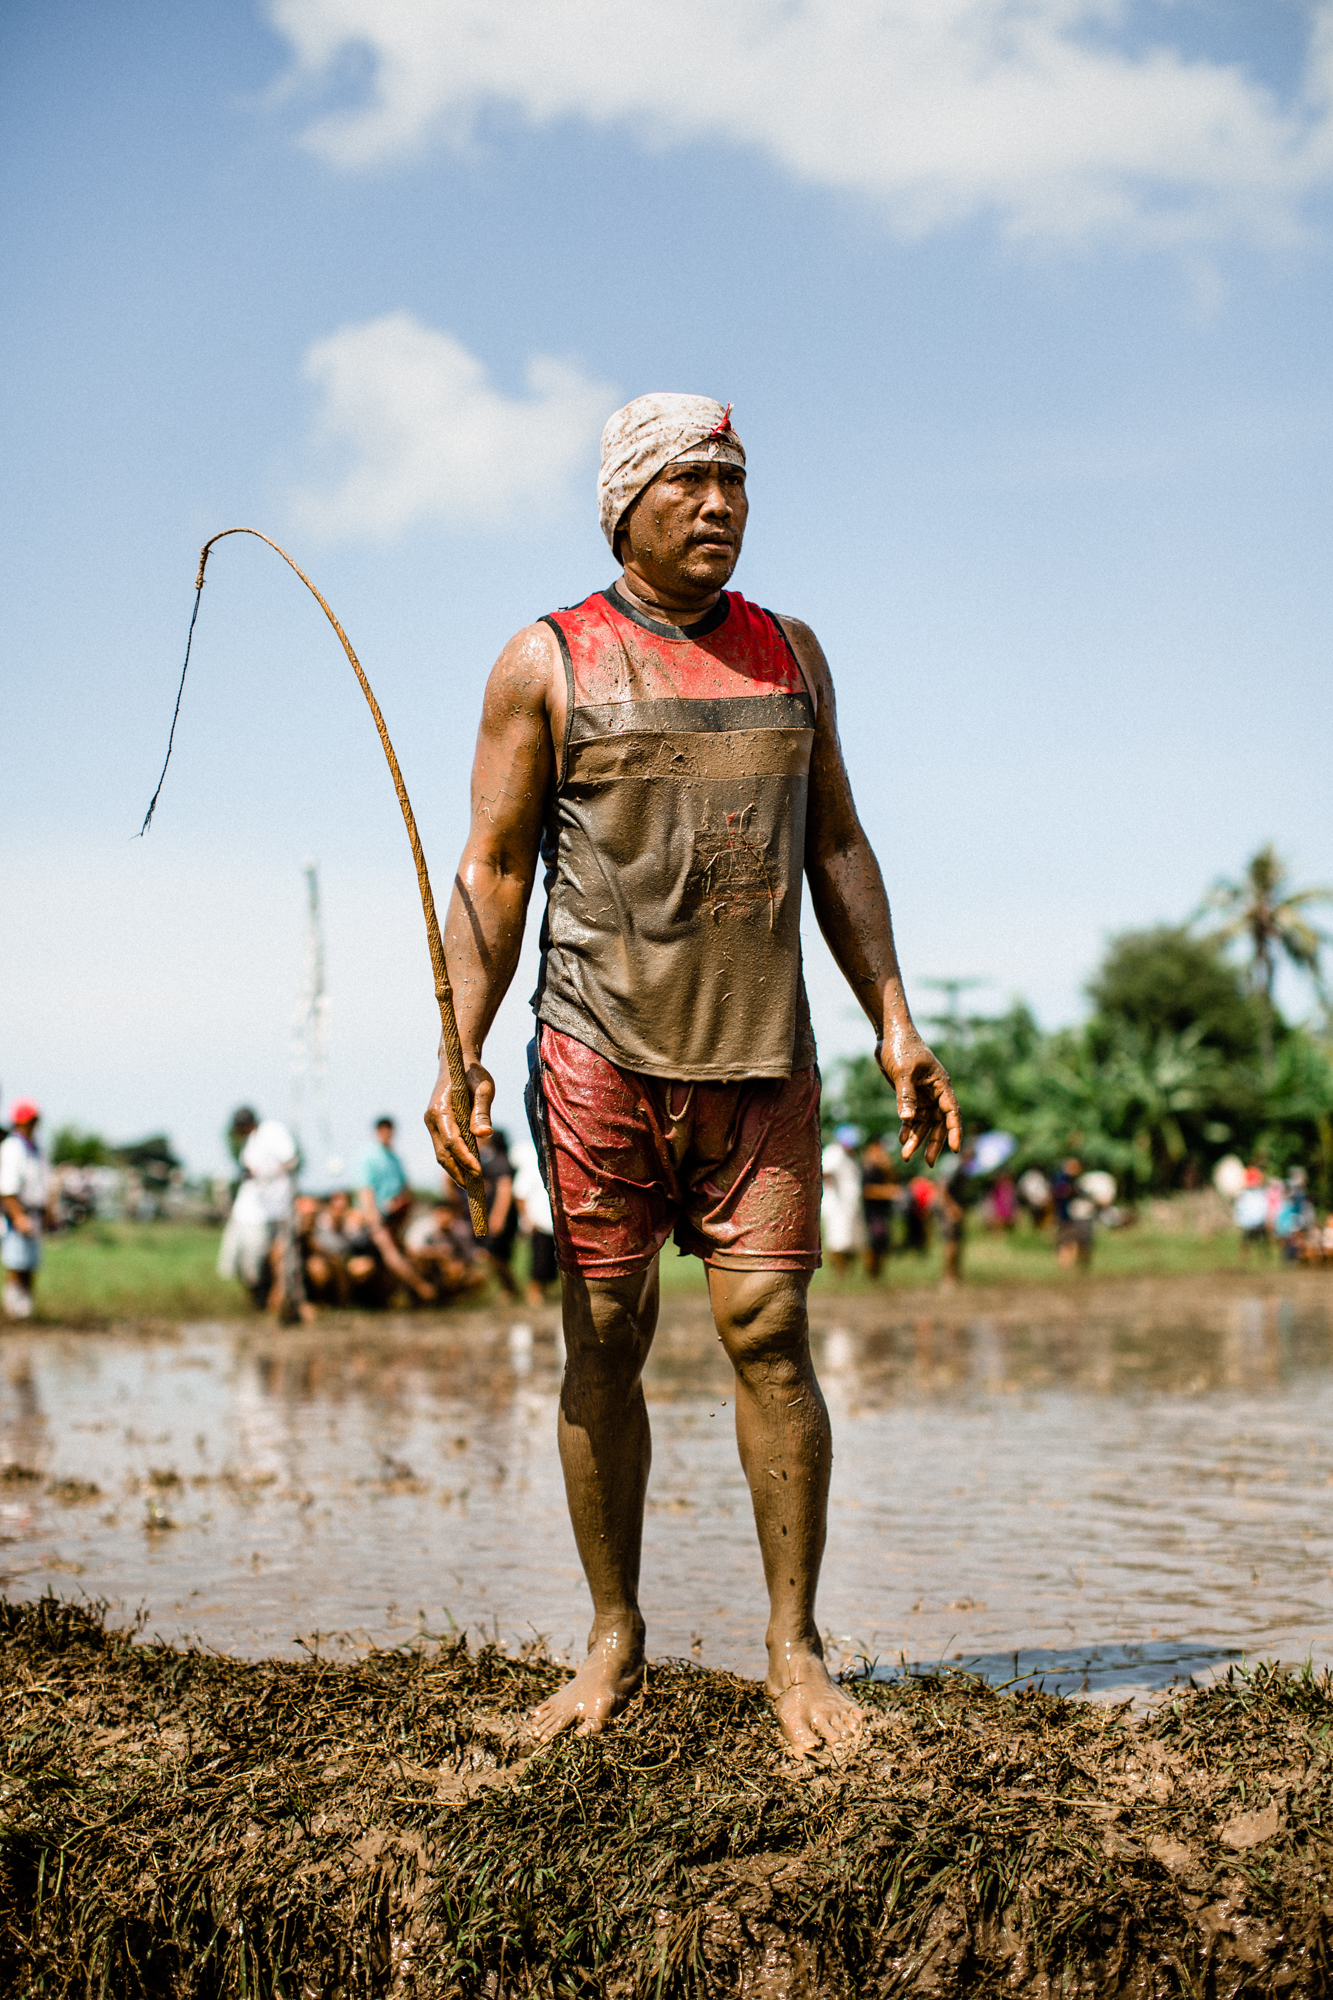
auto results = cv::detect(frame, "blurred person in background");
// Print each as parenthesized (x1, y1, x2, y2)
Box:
(405, 1192, 490, 1300)
(217, 1107, 302, 1311)
(820, 1125, 865, 1278)
(308, 1189, 381, 1304)
(512, 1138, 558, 1306)
(1276, 1168, 1314, 1261)
(480, 1129, 521, 1298)
(906, 1173, 935, 1255)
(935, 1142, 978, 1287)
(1, 1101, 52, 1320)
(358, 1116, 435, 1304)
(1051, 1158, 1095, 1270)
(1017, 1167, 1052, 1227)
(1233, 1165, 1270, 1257)
(988, 1172, 1019, 1231)
(860, 1132, 899, 1279)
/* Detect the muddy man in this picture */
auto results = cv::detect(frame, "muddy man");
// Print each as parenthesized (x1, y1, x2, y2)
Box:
(426, 393, 959, 1755)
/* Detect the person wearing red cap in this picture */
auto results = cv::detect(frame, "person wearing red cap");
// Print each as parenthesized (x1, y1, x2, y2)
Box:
(1, 1100, 52, 1319)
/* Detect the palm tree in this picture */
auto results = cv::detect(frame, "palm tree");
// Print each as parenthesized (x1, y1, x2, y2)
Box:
(1200, 845, 1333, 1068)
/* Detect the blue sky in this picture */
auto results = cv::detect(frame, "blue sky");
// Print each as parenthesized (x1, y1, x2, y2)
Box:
(3, 0, 1332, 1178)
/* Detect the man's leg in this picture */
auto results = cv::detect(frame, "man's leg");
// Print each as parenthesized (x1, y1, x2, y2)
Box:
(707, 1265, 863, 1757)
(532, 1260, 659, 1739)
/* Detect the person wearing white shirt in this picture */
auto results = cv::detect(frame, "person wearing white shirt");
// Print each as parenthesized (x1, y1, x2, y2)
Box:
(1, 1099, 53, 1319)
(820, 1124, 866, 1278)
(217, 1107, 299, 1308)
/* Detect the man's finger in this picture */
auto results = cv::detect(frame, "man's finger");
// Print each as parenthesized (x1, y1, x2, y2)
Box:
(471, 1073, 495, 1139)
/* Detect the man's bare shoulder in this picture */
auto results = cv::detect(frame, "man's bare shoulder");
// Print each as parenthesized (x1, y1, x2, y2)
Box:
(481, 621, 562, 723)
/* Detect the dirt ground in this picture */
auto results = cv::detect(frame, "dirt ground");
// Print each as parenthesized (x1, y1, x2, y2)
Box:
(2, 1595, 1330, 1998)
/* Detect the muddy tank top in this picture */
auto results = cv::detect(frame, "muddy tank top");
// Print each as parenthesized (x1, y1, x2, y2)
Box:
(533, 584, 817, 1081)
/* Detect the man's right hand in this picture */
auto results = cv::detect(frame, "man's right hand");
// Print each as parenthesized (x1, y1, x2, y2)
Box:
(425, 1056, 495, 1188)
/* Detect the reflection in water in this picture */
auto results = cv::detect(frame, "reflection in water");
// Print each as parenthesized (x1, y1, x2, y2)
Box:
(1, 1279, 1332, 1691)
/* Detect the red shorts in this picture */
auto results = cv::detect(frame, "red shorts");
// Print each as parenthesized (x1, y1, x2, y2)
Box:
(532, 1025, 823, 1278)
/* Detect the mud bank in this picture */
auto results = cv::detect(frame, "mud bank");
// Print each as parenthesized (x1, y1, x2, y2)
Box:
(1, 1598, 1329, 1997)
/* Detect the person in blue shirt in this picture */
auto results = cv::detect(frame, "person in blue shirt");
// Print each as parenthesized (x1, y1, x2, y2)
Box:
(357, 1116, 435, 1303)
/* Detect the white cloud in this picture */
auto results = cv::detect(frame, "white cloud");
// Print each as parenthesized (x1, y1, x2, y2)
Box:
(266, 0, 1333, 248)
(291, 311, 614, 538)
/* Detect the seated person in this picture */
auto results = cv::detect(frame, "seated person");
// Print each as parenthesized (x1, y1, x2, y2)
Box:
(308, 1189, 383, 1305)
(404, 1187, 490, 1300)
(357, 1116, 435, 1304)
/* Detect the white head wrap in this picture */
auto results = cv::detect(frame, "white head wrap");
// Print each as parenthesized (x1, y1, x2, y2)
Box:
(597, 393, 745, 549)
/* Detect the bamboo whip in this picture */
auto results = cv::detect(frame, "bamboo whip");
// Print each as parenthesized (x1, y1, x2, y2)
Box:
(141, 527, 489, 1239)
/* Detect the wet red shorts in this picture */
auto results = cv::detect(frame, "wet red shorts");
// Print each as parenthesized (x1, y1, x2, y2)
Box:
(532, 1025, 823, 1278)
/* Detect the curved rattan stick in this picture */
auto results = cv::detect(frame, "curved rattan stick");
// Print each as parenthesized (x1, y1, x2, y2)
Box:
(141, 528, 489, 1239)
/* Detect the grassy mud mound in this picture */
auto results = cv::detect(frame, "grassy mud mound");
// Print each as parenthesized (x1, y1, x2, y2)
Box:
(1, 1599, 1330, 1997)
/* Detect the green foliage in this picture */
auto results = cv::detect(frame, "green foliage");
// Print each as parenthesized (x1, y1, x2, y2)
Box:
(49, 1125, 111, 1167)
(825, 924, 1333, 1195)
(1086, 925, 1263, 1063)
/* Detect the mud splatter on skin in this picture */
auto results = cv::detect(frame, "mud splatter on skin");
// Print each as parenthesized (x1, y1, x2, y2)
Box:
(3, 1596, 1331, 1998)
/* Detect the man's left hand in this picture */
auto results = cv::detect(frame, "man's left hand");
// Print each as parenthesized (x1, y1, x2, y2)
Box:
(876, 1024, 961, 1166)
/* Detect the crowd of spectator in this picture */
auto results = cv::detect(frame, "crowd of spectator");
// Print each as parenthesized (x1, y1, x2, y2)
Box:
(1221, 1159, 1333, 1264)
(820, 1127, 1122, 1284)
(218, 1108, 557, 1321)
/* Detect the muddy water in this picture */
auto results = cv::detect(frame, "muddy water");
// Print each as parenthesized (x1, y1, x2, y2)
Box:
(3, 1280, 1333, 1697)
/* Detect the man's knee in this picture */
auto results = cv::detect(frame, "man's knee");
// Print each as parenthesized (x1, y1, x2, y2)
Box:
(712, 1270, 811, 1384)
(561, 1267, 658, 1384)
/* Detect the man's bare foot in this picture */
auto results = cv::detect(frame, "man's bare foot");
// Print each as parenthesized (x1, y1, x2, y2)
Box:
(531, 1625, 645, 1742)
(768, 1650, 864, 1758)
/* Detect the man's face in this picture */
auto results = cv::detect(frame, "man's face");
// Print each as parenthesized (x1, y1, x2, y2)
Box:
(619, 460, 747, 596)
(377, 1122, 394, 1145)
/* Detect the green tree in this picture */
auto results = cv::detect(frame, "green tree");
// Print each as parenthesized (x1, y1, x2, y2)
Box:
(1200, 845, 1333, 1068)
(1086, 925, 1262, 1065)
(50, 1126, 111, 1168)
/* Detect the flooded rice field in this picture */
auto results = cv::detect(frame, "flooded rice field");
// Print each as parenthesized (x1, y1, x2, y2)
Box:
(3, 1274, 1333, 1701)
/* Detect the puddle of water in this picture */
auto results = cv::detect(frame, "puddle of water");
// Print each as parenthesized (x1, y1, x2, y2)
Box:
(2, 1287, 1332, 1695)
(864, 1640, 1242, 1704)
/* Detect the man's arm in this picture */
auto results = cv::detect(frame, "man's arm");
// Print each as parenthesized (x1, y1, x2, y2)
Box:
(424, 624, 559, 1185)
(779, 616, 961, 1166)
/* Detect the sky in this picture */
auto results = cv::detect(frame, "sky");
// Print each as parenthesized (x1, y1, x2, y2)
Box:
(2, 0, 1332, 1181)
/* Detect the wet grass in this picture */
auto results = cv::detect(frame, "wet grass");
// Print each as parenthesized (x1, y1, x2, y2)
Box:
(28, 1215, 1286, 1328)
(1, 1595, 1330, 1996)
(36, 1224, 242, 1325)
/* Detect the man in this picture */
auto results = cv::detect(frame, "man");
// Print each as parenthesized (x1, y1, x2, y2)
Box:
(1051, 1157, 1095, 1270)
(820, 1124, 865, 1279)
(479, 1129, 520, 1296)
(1, 1100, 53, 1320)
(358, 1116, 436, 1303)
(217, 1106, 302, 1312)
(860, 1132, 900, 1279)
(426, 392, 958, 1756)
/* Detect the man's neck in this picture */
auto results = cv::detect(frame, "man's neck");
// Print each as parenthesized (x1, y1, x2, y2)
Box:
(615, 570, 722, 630)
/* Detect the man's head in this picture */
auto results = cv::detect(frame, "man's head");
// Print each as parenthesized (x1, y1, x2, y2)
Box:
(599, 393, 747, 599)
(231, 1107, 258, 1141)
(9, 1099, 39, 1137)
(375, 1117, 395, 1144)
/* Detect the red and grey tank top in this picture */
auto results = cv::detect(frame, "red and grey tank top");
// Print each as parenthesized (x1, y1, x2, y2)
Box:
(533, 584, 817, 1081)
